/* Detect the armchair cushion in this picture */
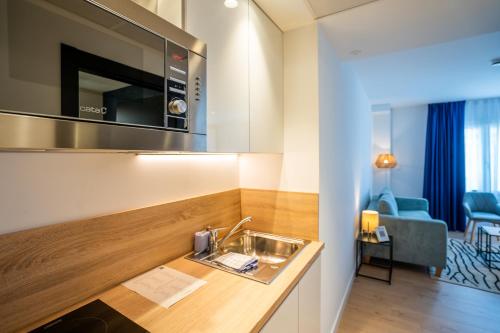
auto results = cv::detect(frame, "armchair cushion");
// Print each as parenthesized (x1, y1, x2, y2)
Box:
(378, 189, 398, 216)
(470, 212, 500, 222)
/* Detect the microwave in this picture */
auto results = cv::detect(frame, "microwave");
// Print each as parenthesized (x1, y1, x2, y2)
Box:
(0, 0, 207, 152)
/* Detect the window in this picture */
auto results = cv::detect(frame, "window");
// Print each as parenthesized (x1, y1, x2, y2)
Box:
(465, 98, 500, 196)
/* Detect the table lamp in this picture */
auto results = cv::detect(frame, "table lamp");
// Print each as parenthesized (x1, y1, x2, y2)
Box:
(362, 210, 379, 239)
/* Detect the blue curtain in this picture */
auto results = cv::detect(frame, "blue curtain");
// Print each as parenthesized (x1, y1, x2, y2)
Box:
(423, 101, 466, 231)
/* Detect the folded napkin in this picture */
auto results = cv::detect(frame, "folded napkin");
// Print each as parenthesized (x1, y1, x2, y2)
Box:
(213, 252, 259, 272)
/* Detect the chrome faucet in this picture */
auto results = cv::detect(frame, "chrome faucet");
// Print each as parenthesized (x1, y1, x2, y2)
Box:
(206, 226, 226, 253)
(219, 216, 253, 247)
(208, 216, 253, 253)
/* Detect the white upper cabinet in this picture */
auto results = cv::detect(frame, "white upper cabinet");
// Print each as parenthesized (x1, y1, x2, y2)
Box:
(131, 0, 183, 28)
(157, 0, 183, 28)
(249, 1, 283, 153)
(186, 0, 283, 153)
(186, 0, 250, 152)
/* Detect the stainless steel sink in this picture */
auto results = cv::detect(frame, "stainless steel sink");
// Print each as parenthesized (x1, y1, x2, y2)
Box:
(186, 230, 310, 284)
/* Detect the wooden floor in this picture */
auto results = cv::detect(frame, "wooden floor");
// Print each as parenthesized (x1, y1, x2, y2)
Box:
(338, 232, 500, 333)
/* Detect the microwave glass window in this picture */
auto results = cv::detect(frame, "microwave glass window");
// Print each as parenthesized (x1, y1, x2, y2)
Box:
(78, 71, 164, 127)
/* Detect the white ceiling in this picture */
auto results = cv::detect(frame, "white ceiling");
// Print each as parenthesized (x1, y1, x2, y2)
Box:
(255, 0, 500, 107)
(349, 31, 500, 107)
(315, 0, 500, 107)
(254, 0, 378, 31)
(318, 0, 500, 60)
(253, 0, 314, 31)
(307, 0, 377, 18)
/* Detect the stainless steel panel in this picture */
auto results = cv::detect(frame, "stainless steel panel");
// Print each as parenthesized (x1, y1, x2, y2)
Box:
(47, 0, 207, 57)
(0, 112, 206, 152)
(188, 52, 207, 135)
(0, 0, 207, 152)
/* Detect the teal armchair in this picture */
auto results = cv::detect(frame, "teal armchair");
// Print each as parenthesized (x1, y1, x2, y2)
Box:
(365, 189, 448, 277)
(463, 192, 500, 243)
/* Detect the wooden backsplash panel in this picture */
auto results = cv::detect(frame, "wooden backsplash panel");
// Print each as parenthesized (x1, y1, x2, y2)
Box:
(240, 189, 319, 240)
(0, 189, 241, 333)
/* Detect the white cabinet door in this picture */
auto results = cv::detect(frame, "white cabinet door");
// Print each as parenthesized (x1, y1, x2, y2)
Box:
(260, 284, 299, 333)
(131, 0, 183, 28)
(260, 255, 321, 333)
(186, 0, 250, 152)
(157, 0, 183, 28)
(249, 1, 283, 153)
(298, 256, 321, 333)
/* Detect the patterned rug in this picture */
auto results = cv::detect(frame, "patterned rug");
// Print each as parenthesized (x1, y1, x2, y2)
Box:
(435, 238, 500, 294)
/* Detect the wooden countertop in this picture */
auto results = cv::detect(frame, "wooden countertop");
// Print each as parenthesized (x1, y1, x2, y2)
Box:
(23, 241, 324, 333)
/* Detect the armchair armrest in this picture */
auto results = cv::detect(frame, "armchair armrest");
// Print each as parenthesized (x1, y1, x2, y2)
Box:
(496, 203, 500, 216)
(395, 197, 429, 212)
(463, 202, 473, 219)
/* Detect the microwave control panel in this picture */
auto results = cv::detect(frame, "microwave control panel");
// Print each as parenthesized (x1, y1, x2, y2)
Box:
(165, 41, 189, 131)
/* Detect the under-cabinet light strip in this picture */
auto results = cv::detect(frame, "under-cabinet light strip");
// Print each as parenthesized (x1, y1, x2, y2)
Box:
(136, 152, 238, 156)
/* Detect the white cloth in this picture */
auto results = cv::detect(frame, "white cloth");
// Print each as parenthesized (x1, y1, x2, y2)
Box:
(213, 252, 258, 272)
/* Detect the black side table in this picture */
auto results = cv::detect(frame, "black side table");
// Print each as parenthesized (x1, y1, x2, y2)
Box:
(477, 226, 500, 269)
(356, 234, 393, 285)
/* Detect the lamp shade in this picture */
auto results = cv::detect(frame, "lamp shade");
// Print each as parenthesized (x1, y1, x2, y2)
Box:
(362, 210, 379, 233)
(375, 153, 397, 168)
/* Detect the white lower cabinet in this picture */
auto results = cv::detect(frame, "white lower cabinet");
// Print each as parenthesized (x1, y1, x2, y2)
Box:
(261, 256, 321, 333)
(298, 256, 321, 333)
(260, 285, 299, 333)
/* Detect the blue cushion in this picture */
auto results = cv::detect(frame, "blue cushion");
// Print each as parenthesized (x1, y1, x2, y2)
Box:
(378, 189, 398, 216)
(399, 210, 431, 220)
(470, 212, 500, 222)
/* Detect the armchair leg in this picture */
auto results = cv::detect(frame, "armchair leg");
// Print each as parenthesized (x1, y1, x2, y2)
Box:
(435, 267, 443, 278)
(464, 218, 472, 243)
(470, 220, 477, 244)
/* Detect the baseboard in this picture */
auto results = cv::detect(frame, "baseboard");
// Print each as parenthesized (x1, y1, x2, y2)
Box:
(330, 269, 355, 333)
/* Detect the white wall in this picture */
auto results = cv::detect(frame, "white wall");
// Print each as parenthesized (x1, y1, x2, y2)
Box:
(372, 108, 391, 194)
(317, 24, 372, 333)
(391, 104, 427, 197)
(239, 23, 319, 193)
(0, 153, 239, 235)
(281, 23, 319, 193)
